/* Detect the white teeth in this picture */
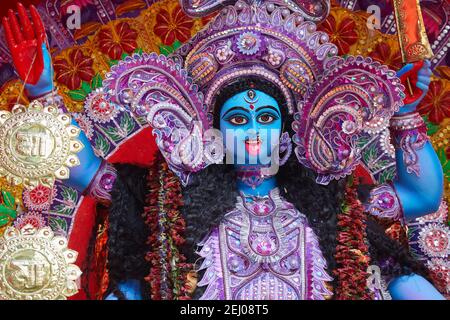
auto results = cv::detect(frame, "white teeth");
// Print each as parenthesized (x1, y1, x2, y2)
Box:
(245, 139, 261, 145)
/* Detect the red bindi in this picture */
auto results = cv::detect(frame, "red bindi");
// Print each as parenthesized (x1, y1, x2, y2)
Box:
(249, 104, 254, 110)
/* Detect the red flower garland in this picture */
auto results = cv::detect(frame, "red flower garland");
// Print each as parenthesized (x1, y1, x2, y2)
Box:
(143, 153, 192, 300)
(334, 178, 373, 300)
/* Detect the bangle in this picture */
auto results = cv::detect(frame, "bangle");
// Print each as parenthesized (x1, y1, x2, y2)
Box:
(390, 112, 426, 132)
(85, 161, 117, 205)
(389, 112, 429, 176)
(32, 89, 67, 112)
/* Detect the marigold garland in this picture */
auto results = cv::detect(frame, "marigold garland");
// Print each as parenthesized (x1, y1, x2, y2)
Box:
(334, 178, 373, 300)
(143, 153, 192, 300)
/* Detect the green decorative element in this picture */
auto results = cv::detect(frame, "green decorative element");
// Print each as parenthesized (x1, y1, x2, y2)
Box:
(81, 81, 92, 95)
(51, 204, 74, 217)
(2, 190, 15, 209)
(370, 159, 392, 172)
(91, 74, 103, 89)
(59, 185, 78, 205)
(378, 166, 396, 184)
(121, 52, 130, 60)
(437, 148, 450, 182)
(0, 191, 17, 226)
(356, 136, 371, 149)
(68, 80, 93, 101)
(423, 115, 439, 136)
(94, 134, 111, 157)
(134, 48, 143, 55)
(159, 40, 182, 56)
(120, 112, 135, 135)
(103, 126, 123, 142)
(172, 40, 182, 50)
(48, 216, 68, 235)
(108, 59, 119, 67)
(68, 89, 88, 101)
(362, 145, 378, 167)
(159, 44, 173, 56)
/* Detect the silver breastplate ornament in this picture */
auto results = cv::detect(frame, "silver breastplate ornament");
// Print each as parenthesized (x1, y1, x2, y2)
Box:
(196, 188, 333, 300)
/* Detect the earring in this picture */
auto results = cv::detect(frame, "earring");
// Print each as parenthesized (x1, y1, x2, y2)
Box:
(279, 132, 292, 166)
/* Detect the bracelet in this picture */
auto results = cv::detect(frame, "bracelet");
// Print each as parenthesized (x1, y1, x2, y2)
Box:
(32, 90, 67, 112)
(389, 112, 426, 132)
(389, 112, 429, 176)
(85, 161, 117, 205)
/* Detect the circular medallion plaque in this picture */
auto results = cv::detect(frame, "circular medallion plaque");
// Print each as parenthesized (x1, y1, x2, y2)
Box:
(0, 101, 84, 188)
(0, 225, 81, 300)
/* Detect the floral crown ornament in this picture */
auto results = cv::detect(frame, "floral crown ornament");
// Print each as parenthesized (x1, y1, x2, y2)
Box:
(103, 0, 404, 185)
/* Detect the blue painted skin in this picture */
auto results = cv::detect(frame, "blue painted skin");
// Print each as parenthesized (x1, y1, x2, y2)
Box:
(391, 60, 443, 221)
(25, 44, 54, 98)
(29, 49, 444, 299)
(220, 90, 281, 196)
(26, 44, 102, 192)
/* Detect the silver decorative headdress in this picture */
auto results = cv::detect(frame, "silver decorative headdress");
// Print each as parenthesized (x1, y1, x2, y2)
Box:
(103, 0, 405, 185)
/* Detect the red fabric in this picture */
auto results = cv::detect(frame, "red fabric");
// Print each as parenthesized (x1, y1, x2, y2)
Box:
(108, 127, 157, 166)
(68, 196, 97, 300)
(354, 164, 376, 185)
(68, 127, 157, 299)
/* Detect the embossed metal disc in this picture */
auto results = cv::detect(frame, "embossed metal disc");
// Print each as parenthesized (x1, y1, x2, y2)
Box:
(0, 224, 82, 300)
(0, 101, 84, 188)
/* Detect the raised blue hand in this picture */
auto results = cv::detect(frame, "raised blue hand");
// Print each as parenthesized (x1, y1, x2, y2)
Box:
(392, 60, 443, 221)
(395, 60, 432, 114)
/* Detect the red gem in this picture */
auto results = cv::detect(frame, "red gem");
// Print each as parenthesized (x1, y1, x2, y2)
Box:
(250, 104, 254, 110)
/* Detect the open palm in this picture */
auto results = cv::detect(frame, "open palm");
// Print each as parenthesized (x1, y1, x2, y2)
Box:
(2, 3, 52, 91)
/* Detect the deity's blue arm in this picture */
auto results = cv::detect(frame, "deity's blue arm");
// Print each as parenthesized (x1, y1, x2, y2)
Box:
(388, 274, 445, 300)
(105, 280, 143, 300)
(19, 44, 109, 201)
(366, 61, 443, 222)
(391, 61, 443, 221)
(392, 138, 443, 221)
(367, 61, 446, 300)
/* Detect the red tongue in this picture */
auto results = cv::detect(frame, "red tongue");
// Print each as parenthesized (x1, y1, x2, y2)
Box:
(246, 141, 261, 156)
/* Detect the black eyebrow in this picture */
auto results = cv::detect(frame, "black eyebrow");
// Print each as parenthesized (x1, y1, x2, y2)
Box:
(255, 105, 281, 116)
(221, 106, 250, 119)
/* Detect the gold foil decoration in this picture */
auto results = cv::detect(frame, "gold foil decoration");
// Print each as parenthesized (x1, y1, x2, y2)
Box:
(0, 224, 82, 300)
(0, 101, 84, 188)
(392, 0, 434, 63)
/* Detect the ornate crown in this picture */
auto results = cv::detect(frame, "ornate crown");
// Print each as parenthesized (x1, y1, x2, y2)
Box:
(103, 0, 405, 185)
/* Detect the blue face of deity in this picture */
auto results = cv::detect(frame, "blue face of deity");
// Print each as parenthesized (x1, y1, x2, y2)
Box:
(219, 89, 282, 166)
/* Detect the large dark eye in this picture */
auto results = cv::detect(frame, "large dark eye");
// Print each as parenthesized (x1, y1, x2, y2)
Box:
(228, 115, 248, 125)
(257, 113, 275, 124)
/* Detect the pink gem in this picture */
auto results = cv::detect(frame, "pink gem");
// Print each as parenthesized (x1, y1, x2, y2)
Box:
(256, 240, 273, 255)
(378, 192, 395, 209)
(253, 203, 269, 215)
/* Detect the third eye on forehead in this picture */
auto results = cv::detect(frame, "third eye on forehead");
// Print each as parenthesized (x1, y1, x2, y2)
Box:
(221, 90, 280, 117)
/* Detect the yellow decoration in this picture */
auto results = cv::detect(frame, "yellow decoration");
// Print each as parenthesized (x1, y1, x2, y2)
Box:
(0, 101, 83, 188)
(0, 225, 81, 300)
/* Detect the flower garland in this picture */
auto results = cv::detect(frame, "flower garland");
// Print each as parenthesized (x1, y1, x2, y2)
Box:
(334, 177, 373, 300)
(143, 153, 192, 300)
